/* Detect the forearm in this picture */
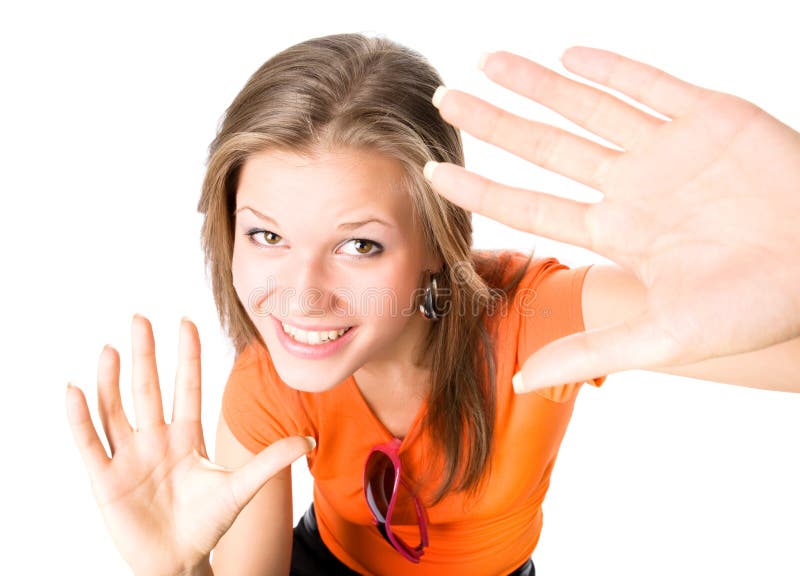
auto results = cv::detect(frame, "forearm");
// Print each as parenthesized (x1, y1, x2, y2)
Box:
(650, 336, 800, 393)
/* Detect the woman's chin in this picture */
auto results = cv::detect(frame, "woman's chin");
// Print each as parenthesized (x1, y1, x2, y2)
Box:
(283, 376, 346, 393)
(271, 361, 351, 393)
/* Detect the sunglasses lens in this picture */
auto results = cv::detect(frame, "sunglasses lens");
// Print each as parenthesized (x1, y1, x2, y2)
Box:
(364, 444, 428, 562)
(365, 450, 395, 522)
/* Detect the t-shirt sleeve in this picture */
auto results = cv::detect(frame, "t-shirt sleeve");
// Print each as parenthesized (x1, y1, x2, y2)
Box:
(221, 344, 314, 455)
(515, 257, 607, 402)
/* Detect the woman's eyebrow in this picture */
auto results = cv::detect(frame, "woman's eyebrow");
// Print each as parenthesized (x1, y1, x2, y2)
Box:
(337, 218, 393, 230)
(236, 206, 393, 230)
(235, 206, 278, 226)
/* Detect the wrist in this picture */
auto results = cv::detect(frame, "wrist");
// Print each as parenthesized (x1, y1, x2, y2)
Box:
(180, 559, 213, 576)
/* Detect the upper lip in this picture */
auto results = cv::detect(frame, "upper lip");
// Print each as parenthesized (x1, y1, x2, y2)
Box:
(274, 316, 353, 331)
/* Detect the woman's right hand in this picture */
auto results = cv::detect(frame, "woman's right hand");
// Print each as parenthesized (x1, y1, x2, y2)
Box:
(66, 315, 314, 576)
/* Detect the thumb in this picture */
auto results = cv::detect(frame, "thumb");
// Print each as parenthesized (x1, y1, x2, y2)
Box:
(513, 316, 679, 393)
(226, 435, 316, 512)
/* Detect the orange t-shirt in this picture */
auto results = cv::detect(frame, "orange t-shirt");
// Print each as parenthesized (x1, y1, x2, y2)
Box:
(222, 251, 605, 575)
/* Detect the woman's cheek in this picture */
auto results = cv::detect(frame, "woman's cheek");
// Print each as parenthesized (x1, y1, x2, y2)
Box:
(232, 261, 272, 318)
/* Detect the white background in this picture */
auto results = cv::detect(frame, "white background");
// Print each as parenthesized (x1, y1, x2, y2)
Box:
(1, 1, 798, 574)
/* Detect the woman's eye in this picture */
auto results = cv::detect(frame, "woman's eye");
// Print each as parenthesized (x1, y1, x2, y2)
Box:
(246, 229, 283, 246)
(339, 238, 383, 257)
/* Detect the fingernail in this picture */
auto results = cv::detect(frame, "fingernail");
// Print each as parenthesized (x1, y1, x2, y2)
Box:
(305, 436, 317, 450)
(432, 85, 448, 109)
(423, 161, 439, 182)
(478, 52, 491, 70)
(66, 382, 74, 390)
(181, 316, 191, 324)
(512, 371, 526, 394)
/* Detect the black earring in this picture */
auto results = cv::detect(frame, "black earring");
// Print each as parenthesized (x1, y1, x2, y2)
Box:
(419, 271, 441, 321)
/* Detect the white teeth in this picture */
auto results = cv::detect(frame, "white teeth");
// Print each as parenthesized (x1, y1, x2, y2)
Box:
(281, 322, 350, 345)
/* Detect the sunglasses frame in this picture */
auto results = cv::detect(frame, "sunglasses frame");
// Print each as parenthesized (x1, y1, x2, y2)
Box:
(363, 438, 430, 562)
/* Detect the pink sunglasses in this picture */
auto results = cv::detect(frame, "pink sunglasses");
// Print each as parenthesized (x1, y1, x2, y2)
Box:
(363, 438, 429, 562)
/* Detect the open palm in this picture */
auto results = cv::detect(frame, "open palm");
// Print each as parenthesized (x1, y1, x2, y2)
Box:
(66, 316, 312, 576)
(428, 48, 800, 389)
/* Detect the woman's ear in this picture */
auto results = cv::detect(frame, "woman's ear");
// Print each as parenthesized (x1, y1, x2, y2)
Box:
(429, 260, 445, 278)
(425, 248, 444, 275)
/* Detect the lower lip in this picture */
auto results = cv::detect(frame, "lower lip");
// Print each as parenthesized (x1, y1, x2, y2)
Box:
(271, 316, 357, 360)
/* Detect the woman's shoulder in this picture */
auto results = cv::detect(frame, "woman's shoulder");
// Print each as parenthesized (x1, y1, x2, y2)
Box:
(470, 249, 566, 290)
(472, 248, 590, 340)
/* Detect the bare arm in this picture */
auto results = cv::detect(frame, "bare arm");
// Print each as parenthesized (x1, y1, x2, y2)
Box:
(582, 264, 800, 392)
(211, 414, 295, 576)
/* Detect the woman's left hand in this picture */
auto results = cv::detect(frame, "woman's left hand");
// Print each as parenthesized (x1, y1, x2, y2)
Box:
(426, 48, 800, 391)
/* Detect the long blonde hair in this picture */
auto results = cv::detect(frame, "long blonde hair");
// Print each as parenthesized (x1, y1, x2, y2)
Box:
(198, 33, 524, 503)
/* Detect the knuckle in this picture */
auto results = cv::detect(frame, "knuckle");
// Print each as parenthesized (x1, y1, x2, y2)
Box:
(477, 176, 496, 214)
(636, 67, 669, 108)
(524, 196, 542, 231)
(528, 70, 557, 103)
(587, 154, 614, 190)
(479, 106, 506, 144)
(578, 93, 611, 133)
(529, 125, 561, 167)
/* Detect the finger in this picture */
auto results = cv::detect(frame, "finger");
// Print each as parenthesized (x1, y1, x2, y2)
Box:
(480, 51, 664, 150)
(513, 315, 681, 392)
(226, 436, 316, 513)
(435, 87, 619, 191)
(560, 46, 706, 119)
(97, 345, 133, 455)
(131, 314, 165, 430)
(66, 383, 110, 477)
(425, 161, 594, 250)
(172, 318, 202, 425)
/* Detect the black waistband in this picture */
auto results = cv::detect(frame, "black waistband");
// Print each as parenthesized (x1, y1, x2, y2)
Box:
(291, 505, 535, 576)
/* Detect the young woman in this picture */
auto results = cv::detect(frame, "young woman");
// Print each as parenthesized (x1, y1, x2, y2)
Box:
(65, 33, 800, 576)
(202, 33, 558, 575)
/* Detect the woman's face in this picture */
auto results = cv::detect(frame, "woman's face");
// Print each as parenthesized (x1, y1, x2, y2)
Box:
(232, 148, 441, 392)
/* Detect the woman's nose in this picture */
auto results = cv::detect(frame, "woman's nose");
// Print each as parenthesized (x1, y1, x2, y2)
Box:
(278, 255, 338, 317)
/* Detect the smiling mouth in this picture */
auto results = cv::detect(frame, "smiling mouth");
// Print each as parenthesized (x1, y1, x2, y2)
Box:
(280, 322, 353, 345)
